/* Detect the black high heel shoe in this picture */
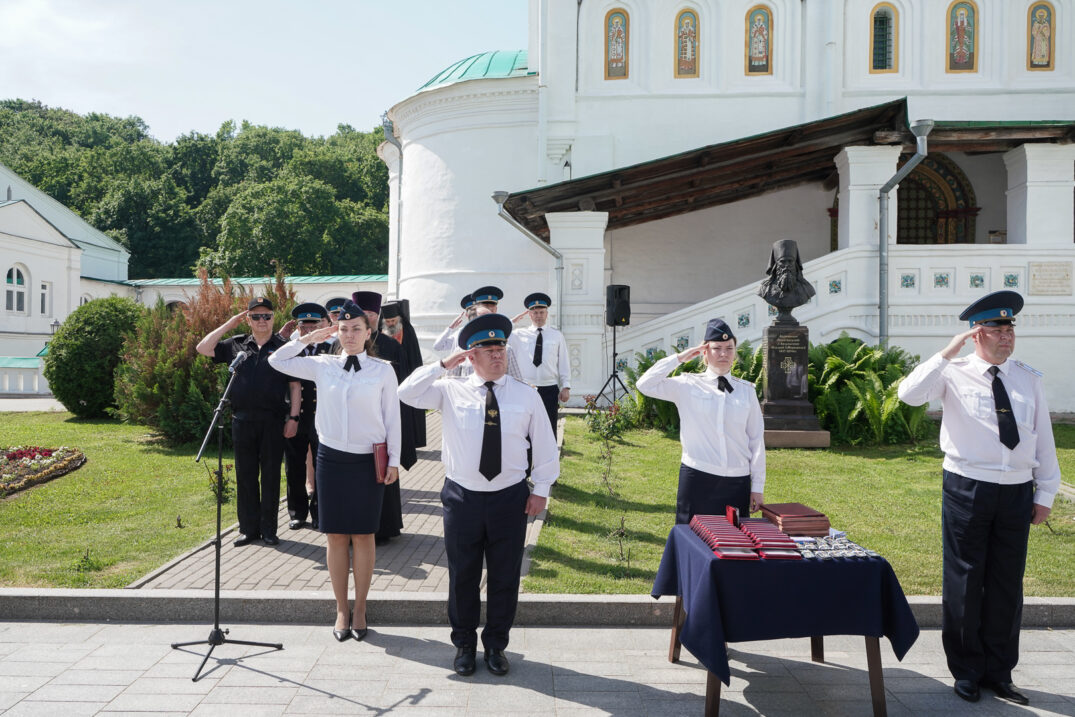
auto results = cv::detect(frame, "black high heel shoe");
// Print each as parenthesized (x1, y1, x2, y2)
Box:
(332, 612, 352, 642)
(350, 611, 368, 641)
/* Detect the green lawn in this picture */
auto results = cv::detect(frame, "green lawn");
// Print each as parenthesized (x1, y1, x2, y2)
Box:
(0, 412, 239, 587)
(523, 417, 1075, 596)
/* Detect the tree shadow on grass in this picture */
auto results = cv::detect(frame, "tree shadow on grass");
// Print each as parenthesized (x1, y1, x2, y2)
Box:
(552, 481, 675, 515)
(527, 544, 657, 584)
(542, 513, 670, 548)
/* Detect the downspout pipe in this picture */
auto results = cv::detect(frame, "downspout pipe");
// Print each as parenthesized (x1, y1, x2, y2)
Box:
(492, 191, 565, 330)
(878, 119, 933, 348)
(381, 113, 403, 300)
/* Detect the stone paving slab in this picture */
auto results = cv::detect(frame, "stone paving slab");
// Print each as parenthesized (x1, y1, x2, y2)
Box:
(0, 622, 1073, 716)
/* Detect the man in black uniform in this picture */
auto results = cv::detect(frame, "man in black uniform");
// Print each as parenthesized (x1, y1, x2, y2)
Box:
(197, 297, 300, 547)
(278, 302, 331, 530)
(352, 291, 407, 544)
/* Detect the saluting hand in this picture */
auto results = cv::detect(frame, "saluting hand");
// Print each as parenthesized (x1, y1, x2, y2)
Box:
(677, 341, 707, 363)
(227, 310, 250, 330)
(448, 310, 467, 329)
(441, 348, 474, 370)
(510, 311, 529, 324)
(279, 319, 297, 339)
(941, 326, 981, 360)
(302, 325, 337, 345)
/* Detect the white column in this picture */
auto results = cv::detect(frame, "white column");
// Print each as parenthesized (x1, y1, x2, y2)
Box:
(1003, 144, 1075, 247)
(546, 211, 609, 405)
(834, 146, 902, 249)
(378, 141, 402, 299)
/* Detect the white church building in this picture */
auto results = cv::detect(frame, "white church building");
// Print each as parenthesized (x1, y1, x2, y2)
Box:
(379, 0, 1075, 409)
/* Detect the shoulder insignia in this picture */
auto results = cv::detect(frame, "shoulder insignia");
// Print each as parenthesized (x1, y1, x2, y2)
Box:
(367, 356, 391, 366)
(1013, 360, 1043, 377)
(950, 356, 970, 365)
(729, 375, 754, 387)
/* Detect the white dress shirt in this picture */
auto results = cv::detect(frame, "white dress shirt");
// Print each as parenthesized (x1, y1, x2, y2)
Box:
(433, 325, 459, 353)
(897, 352, 1061, 507)
(397, 362, 559, 496)
(509, 324, 571, 389)
(635, 354, 766, 492)
(269, 340, 402, 467)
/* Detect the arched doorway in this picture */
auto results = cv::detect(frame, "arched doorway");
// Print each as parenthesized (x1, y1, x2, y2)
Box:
(896, 155, 979, 244)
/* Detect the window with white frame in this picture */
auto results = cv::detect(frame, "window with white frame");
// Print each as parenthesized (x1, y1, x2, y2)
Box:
(40, 281, 52, 316)
(6, 266, 28, 313)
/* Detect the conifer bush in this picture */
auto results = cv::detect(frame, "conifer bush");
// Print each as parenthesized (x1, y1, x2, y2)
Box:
(43, 297, 143, 418)
(113, 269, 296, 444)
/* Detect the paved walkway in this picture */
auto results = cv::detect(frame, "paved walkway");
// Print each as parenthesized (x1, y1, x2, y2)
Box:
(136, 413, 543, 593)
(1, 623, 1073, 716)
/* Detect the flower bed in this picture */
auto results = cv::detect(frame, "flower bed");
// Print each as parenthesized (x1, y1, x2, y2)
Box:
(1, 446, 87, 496)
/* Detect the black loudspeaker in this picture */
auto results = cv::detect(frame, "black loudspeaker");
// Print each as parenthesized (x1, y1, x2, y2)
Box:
(605, 284, 631, 327)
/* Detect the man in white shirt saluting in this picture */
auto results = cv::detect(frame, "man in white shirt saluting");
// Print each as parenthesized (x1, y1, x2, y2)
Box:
(898, 290, 1060, 706)
(398, 313, 558, 678)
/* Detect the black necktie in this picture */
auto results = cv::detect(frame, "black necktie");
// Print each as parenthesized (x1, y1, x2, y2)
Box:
(989, 366, 1019, 450)
(717, 375, 733, 393)
(533, 328, 543, 367)
(343, 355, 361, 372)
(479, 381, 501, 480)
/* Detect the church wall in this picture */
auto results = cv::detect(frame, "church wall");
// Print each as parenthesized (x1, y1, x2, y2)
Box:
(0, 232, 80, 356)
(606, 183, 833, 325)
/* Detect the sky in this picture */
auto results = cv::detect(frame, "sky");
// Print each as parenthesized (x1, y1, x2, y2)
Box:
(0, 0, 530, 142)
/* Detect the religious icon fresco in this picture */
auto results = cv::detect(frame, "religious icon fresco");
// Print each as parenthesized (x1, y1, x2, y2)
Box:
(947, 1, 977, 73)
(746, 6, 772, 75)
(606, 9, 629, 80)
(1028, 3, 1054, 71)
(675, 10, 699, 78)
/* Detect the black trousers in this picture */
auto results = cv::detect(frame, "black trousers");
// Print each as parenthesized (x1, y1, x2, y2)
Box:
(283, 424, 317, 522)
(941, 470, 1033, 684)
(675, 464, 750, 525)
(535, 384, 560, 438)
(441, 478, 529, 651)
(231, 416, 285, 538)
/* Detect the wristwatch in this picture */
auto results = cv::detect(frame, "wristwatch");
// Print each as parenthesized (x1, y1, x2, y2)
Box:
(287, 415, 300, 422)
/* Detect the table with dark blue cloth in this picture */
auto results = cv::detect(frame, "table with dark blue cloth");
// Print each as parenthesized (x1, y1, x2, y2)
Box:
(652, 525, 920, 715)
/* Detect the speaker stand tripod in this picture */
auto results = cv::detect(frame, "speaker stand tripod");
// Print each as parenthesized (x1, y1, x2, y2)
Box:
(171, 364, 283, 681)
(597, 324, 631, 406)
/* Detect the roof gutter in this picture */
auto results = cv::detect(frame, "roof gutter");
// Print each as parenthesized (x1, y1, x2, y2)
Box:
(878, 119, 933, 347)
(492, 192, 564, 330)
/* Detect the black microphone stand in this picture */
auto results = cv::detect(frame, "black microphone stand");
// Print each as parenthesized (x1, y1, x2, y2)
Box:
(171, 357, 283, 681)
(596, 323, 630, 406)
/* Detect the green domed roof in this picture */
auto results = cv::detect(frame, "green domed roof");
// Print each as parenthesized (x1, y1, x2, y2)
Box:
(418, 50, 531, 91)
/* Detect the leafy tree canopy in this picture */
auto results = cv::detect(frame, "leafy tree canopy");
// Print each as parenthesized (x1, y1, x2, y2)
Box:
(0, 99, 388, 279)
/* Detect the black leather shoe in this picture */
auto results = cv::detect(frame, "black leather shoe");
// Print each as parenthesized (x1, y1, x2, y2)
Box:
(983, 680, 1029, 705)
(351, 612, 368, 641)
(262, 535, 280, 546)
(332, 626, 350, 642)
(288, 519, 306, 530)
(954, 679, 980, 702)
(233, 533, 258, 547)
(484, 648, 510, 676)
(453, 647, 476, 676)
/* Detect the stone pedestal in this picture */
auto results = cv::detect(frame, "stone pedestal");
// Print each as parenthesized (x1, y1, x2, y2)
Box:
(761, 324, 821, 432)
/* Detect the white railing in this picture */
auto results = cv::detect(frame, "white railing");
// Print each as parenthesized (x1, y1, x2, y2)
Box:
(0, 362, 50, 395)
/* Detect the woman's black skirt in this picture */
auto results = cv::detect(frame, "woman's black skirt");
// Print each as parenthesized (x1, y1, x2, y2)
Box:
(315, 444, 384, 535)
(675, 464, 750, 525)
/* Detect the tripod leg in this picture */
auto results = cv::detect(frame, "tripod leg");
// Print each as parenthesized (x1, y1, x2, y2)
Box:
(222, 638, 284, 650)
(191, 643, 216, 682)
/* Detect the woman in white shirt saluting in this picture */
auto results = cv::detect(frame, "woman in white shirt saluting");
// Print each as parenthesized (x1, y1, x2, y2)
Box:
(636, 318, 765, 524)
(270, 300, 401, 642)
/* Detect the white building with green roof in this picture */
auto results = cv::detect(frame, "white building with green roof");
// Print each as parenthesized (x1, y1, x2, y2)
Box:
(380, 0, 1075, 409)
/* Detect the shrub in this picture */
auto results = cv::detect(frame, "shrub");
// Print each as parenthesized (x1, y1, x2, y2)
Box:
(113, 267, 296, 444)
(44, 296, 143, 418)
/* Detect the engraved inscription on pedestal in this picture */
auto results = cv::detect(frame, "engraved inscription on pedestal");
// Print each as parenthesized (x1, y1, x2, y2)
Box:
(761, 325, 820, 431)
(1028, 262, 1073, 296)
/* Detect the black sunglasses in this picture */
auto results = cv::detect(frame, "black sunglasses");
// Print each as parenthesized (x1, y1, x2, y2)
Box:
(248, 313, 273, 321)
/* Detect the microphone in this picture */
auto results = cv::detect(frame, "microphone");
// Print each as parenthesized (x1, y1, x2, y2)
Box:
(228, 351, 250, 373)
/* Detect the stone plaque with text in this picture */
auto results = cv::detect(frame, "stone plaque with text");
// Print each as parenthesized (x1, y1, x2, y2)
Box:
(1028, 262, 1073, 296)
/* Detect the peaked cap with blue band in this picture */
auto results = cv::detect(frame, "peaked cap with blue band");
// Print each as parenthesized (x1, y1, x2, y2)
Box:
(471, 286, 504, 304)
(458, 314, 513, 350)
(460, 294, 475, 310)
(336, 300, 366, 322)
(524, 292, 551, 309)
(704, 318, 736, 343)
(351, 291, 382, 315)
(291, 302, 327, 321)
(959, 290, 1023, 327)
(325, 297, 348, 312)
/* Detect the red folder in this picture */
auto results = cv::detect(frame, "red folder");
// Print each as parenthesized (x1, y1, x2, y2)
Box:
(374, 442, 388, 483)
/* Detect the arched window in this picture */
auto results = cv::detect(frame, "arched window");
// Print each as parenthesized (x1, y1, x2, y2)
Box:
(946, 1, 979, 73)
(1027, 2, 1055, 71)
(897, 155, 979, 244)
(870, 3, 899, 72)
(5, 266, 27, 313)
(675, 9, 700, 78)
(605, 8, 630, 80)
(745, 5, 773, 75)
